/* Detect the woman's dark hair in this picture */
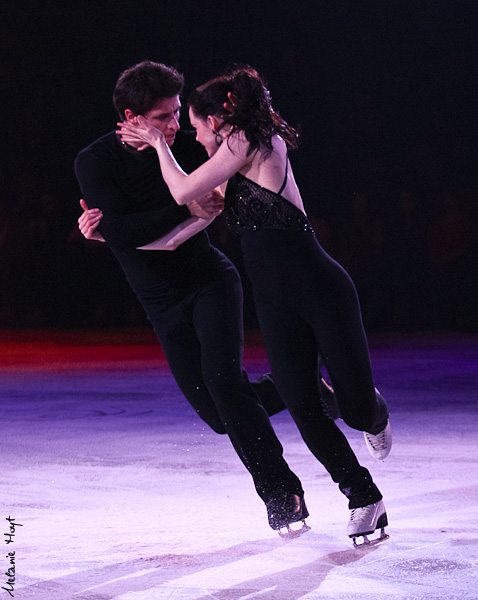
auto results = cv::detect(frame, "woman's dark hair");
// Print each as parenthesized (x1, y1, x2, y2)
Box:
(113, 60, 184, 119)
(188, 66, 299, 155)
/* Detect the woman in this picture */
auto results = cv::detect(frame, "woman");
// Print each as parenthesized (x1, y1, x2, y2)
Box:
(116, 66, 392, 546)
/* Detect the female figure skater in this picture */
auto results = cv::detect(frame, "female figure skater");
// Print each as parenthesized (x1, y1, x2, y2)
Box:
(115, 66, 392, 546)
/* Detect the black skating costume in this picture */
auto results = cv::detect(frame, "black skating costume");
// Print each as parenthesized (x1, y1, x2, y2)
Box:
(224, 168, 386, 509)
(75, 132, 306, 517)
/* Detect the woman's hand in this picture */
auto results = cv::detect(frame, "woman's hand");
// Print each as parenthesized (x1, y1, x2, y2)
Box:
(117, 116, 165, 151)
(78, 199, 105, 241)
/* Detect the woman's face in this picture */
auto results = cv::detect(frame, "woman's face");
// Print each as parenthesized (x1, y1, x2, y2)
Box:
(189, 107, 219, 157)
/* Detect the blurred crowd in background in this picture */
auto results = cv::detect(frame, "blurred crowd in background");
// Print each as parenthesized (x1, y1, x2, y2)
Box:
(2, 2, 477, 333)
(1, 178, 476, 333)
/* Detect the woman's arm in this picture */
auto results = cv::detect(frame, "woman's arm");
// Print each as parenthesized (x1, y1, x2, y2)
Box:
(138, 215, 215, 251)
(75, 150, 191, 250)
(118, 117, 249, 205)
(138, 192, 223, 250)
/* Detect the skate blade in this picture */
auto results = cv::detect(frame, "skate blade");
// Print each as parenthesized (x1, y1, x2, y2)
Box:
(351, 528, 389, 549)
(279, 520, 311, 540)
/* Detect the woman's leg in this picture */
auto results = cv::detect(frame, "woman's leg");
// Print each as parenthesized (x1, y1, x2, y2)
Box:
(255, 295, 382, 509)
(310, 252, 389, 434)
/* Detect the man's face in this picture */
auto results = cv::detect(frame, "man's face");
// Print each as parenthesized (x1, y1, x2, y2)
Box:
(143, 95, 181, 146)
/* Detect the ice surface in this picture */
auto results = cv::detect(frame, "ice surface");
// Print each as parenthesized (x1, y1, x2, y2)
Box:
(1, 332, 477, 599)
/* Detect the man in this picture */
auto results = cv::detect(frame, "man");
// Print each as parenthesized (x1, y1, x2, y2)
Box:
(75, 60, 309, 535)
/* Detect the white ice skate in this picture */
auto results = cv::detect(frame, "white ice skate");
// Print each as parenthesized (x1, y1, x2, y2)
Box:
(364, 419, 392, 460)
(347, 500, 389, 548)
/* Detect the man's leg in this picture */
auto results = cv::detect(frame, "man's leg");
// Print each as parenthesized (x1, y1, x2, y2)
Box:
(251, 374, 286, 417)
(150, 301, 227, 434)
(189, 262, 304, 505)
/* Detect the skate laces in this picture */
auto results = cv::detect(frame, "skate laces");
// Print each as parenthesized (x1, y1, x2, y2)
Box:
(364, 419, 392, 461)
(365, 428, 387, 449)
(349, 504, 373, 522)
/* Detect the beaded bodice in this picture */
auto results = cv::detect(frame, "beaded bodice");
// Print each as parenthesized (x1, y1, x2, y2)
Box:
(223, 173, 313, 236)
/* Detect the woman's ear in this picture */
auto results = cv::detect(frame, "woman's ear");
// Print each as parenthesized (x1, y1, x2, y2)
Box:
(207, 115, 223, 133)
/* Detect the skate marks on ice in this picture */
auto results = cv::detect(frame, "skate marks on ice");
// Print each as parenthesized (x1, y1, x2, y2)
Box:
(13, 532, 478, 600)
(14, 536, 381, 600)
(178, 543, 385, 600)
(11, 539, 279, 599)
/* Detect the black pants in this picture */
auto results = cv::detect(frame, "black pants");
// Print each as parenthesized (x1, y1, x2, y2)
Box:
(243, 230, 385, 509)
(145, 255, 302, 503)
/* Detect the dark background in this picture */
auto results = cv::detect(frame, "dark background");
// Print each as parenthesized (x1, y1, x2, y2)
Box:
(1, 0, 477, 332)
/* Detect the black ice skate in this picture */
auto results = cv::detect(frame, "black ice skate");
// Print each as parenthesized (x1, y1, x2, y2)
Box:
(320, 376, 340, 420)
(318, 356, 341, 421)
(266, 493, 311, 540)
(346, 500, 389, 548)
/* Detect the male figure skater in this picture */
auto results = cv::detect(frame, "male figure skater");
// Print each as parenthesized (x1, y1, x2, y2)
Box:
(75, 60, 310, 536)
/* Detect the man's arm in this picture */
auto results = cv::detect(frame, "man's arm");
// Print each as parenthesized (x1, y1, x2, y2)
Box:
(77, 195, 223, 248)
(75, 150, 191, 250)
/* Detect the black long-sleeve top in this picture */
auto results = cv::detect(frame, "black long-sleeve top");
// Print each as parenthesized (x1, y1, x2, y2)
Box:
(75, 130, 221, 307)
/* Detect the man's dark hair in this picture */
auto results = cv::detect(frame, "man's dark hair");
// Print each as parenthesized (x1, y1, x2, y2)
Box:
(113, 60, 184, 119)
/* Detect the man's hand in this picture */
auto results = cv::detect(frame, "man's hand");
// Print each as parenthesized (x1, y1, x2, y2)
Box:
(78, 199, 105, 241)
(188, 191, 224, 219)
(222, 91, 238, 119)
